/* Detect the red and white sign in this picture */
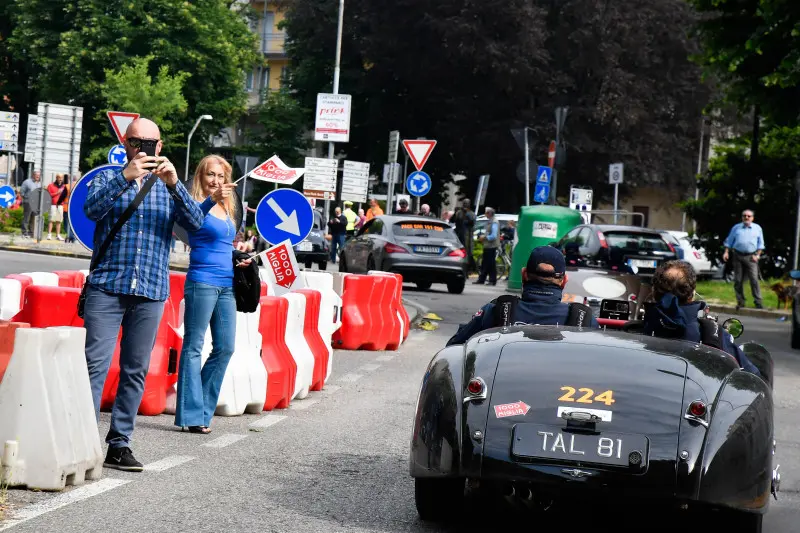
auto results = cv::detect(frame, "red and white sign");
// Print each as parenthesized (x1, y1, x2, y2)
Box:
(248, 155, 306, 185)
(548, 140, 557, 168)
(493, 401, 531, 419)
(262, 240, 305, 295)
(107, 111, 140, 144)
(314, 93, 352, 143)
(402, 140, 437, 171)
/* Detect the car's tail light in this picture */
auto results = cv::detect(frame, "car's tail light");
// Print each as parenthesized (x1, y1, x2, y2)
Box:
(628, 294, 637, 301)
(688, 400, 706, 417)
(597, 231, 608, 248)
(467, 377, 485, 395)
(384, 243, 408, 254)
(666, 242, 676, 253)
(448, 248, 466, 258)
(693, 251, 702, 259)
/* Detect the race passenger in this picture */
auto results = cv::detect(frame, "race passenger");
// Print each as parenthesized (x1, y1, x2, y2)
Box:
(643, 260, 761, 376)
(446, 245, 600, 346)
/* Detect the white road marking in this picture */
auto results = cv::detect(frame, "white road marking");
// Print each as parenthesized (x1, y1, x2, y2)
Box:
(321, 384, 341, 394)
(143, 455, 195, 472)
(338, 373, 363, 383)
(201, 434, 248, 449)
(289, 399, 319, 410)
(0, 478, 130, 531)
(249, 414, 287, 429)
(375, 355, 394, 362)
(359, 363, 381, 372)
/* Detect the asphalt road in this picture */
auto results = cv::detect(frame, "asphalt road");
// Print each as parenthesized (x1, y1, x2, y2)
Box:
(1, 254, 798, 532)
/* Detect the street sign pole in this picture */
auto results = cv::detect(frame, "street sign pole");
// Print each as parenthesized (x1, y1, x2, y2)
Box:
(386, 130, 400, 215)
(324, 0, 346, 225)
(613, 183, 619, 224)
(609, 163, 624, 224)
(524, 128, 530, 206)
(553, 107, 569, 205)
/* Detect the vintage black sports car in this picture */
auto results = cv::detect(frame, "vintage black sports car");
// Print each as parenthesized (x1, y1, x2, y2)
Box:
(409, 318, 777, 531)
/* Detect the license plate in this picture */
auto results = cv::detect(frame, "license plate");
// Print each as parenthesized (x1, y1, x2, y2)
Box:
(296, 241, 312, 252)
(413, 246, 441, 254)
(511, 423, 648, 467)
(627, 259, 657, 269)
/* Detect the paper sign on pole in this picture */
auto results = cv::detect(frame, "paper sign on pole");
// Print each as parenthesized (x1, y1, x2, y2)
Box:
(314, 93, 352, 143)
(106, 111, 140, 144)
(246, 155, 306, 185)
(261, 240, 306, 295)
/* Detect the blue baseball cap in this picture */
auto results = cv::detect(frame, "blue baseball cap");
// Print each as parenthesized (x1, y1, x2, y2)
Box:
(526, 245, 566, 279)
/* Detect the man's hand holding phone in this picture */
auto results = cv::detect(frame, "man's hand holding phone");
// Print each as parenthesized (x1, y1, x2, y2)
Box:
(153, 157, 178, 188)
(123, 152, 159, 182)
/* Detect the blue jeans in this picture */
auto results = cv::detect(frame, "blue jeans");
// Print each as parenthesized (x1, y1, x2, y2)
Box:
(84, 284, 165, 449)
(330, 233, 345, 262)
(174, 279, 236, 428)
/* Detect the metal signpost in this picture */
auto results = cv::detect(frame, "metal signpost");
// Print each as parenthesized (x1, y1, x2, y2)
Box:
(609, 163, 624, 223)
(0, 112, 20, 186)
(24, 115, 38, 176)
(386, 130, 400, 213)
(553, 107, 569, 205)
(341, 160, 370, 204)
(475, 174, 490, 210)
(303, 156, 338, 201)
(34, 103, 83, 241)
(405, 171, 432, 197)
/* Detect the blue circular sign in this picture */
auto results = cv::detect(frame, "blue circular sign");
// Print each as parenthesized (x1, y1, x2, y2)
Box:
(107, 144, 128, 165)
(406, 171, 431, 197)
(68, 164, 124, 251)
(0, 185, 15, 208)
(255, 188, 314, 246)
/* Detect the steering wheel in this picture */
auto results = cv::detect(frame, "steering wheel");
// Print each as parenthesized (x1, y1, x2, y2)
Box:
(621, 320, 645, 334)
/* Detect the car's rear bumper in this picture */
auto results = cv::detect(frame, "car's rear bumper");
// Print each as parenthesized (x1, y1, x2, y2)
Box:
(295, 250, 328, 262)
(382, 259, 467, 283)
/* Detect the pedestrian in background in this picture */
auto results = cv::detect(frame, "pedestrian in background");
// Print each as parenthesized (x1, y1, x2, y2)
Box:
(355, 208, 367, 232)
(722, 208, 765, 309)
(366, 198, 384, 220)
(327, 206, 347, 264)
(46, 173, 66, 240)
(452, 198, 476, 270)
(175, 154, 249, 435)
(395, 198, 411, 214)
(19, 170, 41, 238)
(83, 118, 204, 471)
(419, 204, 436, 218)
(342, 200, 358, 238)
(474, 207, 499, 286)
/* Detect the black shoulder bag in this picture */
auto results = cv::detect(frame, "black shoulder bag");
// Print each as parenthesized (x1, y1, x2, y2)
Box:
(78, 176, 158, 318)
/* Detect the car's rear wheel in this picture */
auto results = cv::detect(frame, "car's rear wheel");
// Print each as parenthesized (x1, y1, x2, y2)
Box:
(318, 260, 327, 271)
(367, 255, 376, 272)
(304, 260, 312, 269)
(414, 477, 465, 522)
(720, 510, 762, 533)
(416, 281, 432, 290)
(447, 278, 465, 294)
(339, 254, 347, 272)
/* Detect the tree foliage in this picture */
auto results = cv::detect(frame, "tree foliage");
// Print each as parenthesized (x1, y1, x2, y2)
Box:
(281, 0, 709, 211)
(3, 0, 260, 174)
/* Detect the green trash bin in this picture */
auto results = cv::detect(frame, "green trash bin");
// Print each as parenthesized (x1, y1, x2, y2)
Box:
(507, 206, 583, 291)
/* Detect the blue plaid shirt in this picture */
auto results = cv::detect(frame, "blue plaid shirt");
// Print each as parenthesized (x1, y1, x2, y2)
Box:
(84, 168, 204, 301)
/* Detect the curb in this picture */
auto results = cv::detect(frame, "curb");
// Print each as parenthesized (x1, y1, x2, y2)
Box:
(402, 298, 431, 326)
(708, 303, 790, 320)
(0, 245, 190, 272)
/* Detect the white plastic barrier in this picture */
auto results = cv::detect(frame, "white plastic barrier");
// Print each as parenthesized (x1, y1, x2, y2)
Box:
(301, 271, 342, 382)
(165, 301, 268, 417)
(0, 326, 104, 491)
(282, 292, 314, 400)
(0, 278, 22, 320)
(368, 270, 405, 347)
(20, 271, 59, 287)
(331, 272, 349, 299)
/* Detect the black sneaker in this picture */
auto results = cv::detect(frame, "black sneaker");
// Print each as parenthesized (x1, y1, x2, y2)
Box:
(104, 447, 144, 472)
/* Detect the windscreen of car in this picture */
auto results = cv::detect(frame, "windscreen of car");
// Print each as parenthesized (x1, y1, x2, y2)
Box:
(393, 221, 457, 240)
(604, 231, 671, 252)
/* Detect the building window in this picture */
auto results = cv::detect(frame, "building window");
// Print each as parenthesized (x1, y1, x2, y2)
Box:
(245, 71, 254, 93)
(259, 67, 270, 102)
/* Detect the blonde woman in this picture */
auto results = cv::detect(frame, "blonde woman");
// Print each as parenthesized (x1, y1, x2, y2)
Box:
(174, 155, 250, 434)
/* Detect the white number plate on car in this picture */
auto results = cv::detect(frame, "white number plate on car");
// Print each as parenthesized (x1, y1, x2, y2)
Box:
(627, 259, 657, 268)
(413, 246, 441, 254)
(296, 241, 313, 252)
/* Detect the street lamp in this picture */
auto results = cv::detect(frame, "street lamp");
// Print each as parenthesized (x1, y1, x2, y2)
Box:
(185, 114, 213, 182)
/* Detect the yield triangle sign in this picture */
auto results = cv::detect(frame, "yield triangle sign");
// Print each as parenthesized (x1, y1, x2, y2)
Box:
(402, 140, 437, 171)
(107, 111, 140, 144)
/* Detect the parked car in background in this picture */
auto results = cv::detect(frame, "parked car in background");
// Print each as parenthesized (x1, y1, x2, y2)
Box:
(472, 213, 517, 241)
(658, 230, 684, 260)
(668, 231, 714, 279)
(294, 209, 330, 270)
(338, 215, 468, 294)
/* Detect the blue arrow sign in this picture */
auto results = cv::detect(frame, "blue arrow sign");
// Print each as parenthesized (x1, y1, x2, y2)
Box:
(534, 183, 550, 204)
(68, 164, 124, 250)
(255, 188, 314, 246)
(405, 171, 431, 197)
(107, 144, 128, 165)
(536, 166, 552, 186)
(0, 185, 15, 208)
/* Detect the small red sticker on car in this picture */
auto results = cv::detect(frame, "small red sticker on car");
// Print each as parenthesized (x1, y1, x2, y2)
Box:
(493, 401, 531, 418)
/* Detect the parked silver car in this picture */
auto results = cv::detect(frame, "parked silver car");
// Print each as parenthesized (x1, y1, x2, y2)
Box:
(338, 215, 468, 294)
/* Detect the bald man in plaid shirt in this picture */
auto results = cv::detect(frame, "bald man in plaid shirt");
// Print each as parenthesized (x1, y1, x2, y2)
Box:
(83, 118, 204, 471)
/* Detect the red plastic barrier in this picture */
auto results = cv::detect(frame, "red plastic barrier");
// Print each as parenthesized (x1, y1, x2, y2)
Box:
(5, 274, 32, 321)
(16, 285, 83, 328)
(295, 289, 328, 392)
(258, 296, 296, 410)
(363, 276, 393, 351)
(332, 275, 396, 351)
(168, 272, 187, 324)
(0, 322, 29, 384)
(381, 275, 402, 351)
(53, 270, 85, 288)
(390, 273, 410, 340)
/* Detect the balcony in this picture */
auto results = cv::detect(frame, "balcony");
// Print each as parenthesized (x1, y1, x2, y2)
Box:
(261, 32, 286, 57)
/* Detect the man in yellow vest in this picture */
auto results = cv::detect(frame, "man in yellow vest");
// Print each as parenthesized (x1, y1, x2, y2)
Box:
(343, 200, 358, 238)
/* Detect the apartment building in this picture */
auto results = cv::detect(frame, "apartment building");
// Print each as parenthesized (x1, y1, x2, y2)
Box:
(245, 0, 289, 107)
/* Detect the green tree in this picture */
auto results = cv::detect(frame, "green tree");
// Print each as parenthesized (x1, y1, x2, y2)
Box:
(5, 0, 260, 174)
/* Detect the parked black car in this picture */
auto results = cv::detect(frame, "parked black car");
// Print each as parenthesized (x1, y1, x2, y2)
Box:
(553, 224, 679, 278)
(294, 209, 330, 270)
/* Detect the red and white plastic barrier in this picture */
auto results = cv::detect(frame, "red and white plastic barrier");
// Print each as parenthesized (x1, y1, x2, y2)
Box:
(301, 271, 341, 382)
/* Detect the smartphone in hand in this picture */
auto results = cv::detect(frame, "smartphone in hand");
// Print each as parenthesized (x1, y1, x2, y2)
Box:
(139, 140, 158, 157)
